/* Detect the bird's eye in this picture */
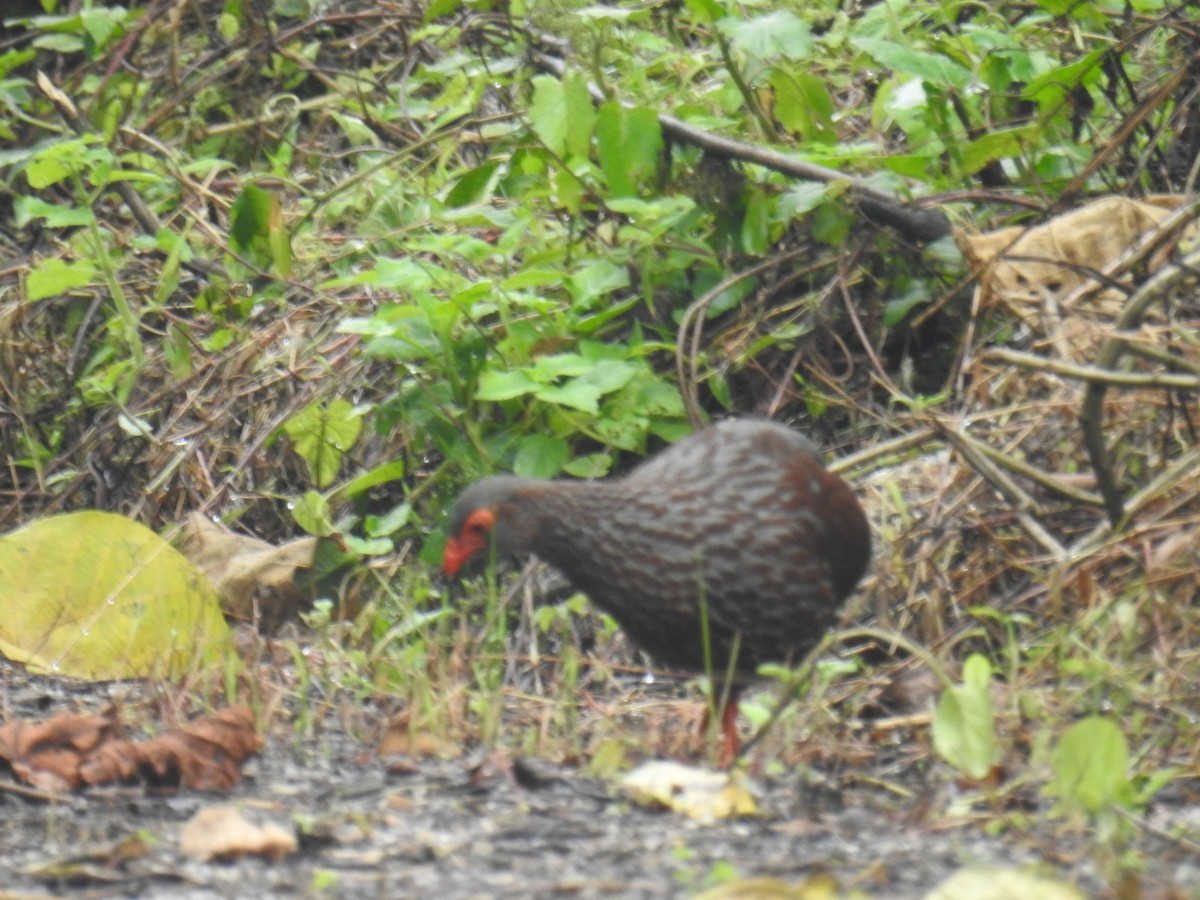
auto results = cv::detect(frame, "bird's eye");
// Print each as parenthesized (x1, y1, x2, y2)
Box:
(467, 520, 488, 535)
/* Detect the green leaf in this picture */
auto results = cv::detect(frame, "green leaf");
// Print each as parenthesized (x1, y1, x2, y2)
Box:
(1021, 49, 1105, 110)
(741, 187, 771, 255)
(24, 136, 108, 188)
(932, 653, 997, 780)
(0, 512, 230, 680)
(719, 10, 814, 61)
(513, 434, 569, 478)
(15, 196, 94, 227)
(883, 281, 932, 326)
(476, 368, 539, 401)
(79, 5, 127, 51)
(341, 460, 407, 499)
(683, 0, 725, 25)
(570, 259, 631, 302)
(230, 183, 292, 275)
(364, 502, 412, 538)
(25, 257, 98, 301)
(292, 490, 334, 536)
(530, 71, 594, 158)
(446, 160, 501, 207)
(770, 70, 835, 143)
(282, 398, 363, 489)
(535, 381, 601, 414)
(596, 102, 663, 197)
(852, 37, 974, 89)
(957, 127, 1034, 176)
(1045, 717, 1133, 815)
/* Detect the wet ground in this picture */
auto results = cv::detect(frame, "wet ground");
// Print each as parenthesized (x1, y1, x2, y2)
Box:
(2, 662, 1197, 899)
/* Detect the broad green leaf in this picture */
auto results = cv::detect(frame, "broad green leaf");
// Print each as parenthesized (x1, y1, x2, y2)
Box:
(932, 653, 997, 780)
(530, 353, 594, 381)
(579, 358, 639, 394)
(1021, 49, 1105, 109)
(719, 10, 814, 61)
(476, 368, 539, 401)
(283, 398, 363, 488)
(884, 281, 933, 326)
(446, 160, 501, 207)
(365, 501, 412, 538)
(24, 136, 109, 188)
(79, 5, 127, 51)
(292, 490, 334, 536)
(958, 128, 1034, 176)
(852, 37, 974, 89)
(529, 72, 594, 157)
(563, 452, 613, 478)
(683, 0, 724, 25)
(0, 512, 230, 680)
(25, 257, 98, 301)
(570, 259, 630, 302)
(230, 184, 291, 276)
(341, 460, 407, 499)
(513, 434, 569, 478)
(14, 196, 94, 228)
(596, 102, 663, 197)
(1046, 717, 1133, 815)
(769, 70, 835, 143)
(535, 381, 601, 414)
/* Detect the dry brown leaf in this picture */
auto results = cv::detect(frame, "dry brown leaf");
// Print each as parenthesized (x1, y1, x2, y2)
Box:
(0, 712, 120, 792)
(179, 511, 317, 627)
(956, 194, 1198, 357)
(80, 705, 263, 791)
(179, 805, 297, 862)
(0, 706, 261, 793)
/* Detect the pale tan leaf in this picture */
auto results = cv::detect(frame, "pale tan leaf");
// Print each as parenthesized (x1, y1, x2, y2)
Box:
(179, 805, 297, 862)
(622, 760, 759, 822)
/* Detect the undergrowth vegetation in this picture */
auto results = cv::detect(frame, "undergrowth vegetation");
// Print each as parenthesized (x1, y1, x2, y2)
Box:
(2, 0, 1200, 891)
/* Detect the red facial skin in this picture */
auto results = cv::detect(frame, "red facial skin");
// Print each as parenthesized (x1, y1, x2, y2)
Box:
(442, 507, 495, 577)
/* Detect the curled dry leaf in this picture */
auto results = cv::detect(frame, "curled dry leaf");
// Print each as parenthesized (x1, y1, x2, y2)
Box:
(0, 706, 262, 794)
(179, 805, 297, 862)
(179, 511, 317, 628)
(0, 712, 120, 793)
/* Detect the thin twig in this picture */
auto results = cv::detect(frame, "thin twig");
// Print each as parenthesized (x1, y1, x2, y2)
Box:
(984, 347, 1200, 390)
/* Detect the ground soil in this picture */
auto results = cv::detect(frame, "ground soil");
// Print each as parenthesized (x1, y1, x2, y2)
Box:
(3, 658, 1198, 900)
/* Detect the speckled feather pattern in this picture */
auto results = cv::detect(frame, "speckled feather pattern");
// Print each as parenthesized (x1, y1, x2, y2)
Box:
(448, 420, 870, 678)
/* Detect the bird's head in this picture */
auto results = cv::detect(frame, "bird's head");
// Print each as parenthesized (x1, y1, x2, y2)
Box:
(443, 475, 540, 577)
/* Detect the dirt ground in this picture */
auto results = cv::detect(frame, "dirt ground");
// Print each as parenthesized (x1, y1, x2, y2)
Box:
(3, 657, 1199, 900)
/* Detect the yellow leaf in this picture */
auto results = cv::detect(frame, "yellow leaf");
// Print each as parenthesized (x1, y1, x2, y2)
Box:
(0, 511, 231, 679)
(622, 760, 759, 823)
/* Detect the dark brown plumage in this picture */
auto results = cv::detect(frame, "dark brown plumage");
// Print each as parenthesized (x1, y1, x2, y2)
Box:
(443, 419, 871, 760)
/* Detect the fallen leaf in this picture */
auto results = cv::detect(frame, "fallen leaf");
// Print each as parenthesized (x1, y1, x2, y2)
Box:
(0, 712, 118, 792)
(0, 706, 261, 793)
(179, 511, 317, 627)
(81, 706, 264, 791)
(957, 194, 1198, 357)
(0, 511, 230, 679)
(622, 760, 759, 823)
(924, 866, 1086, 899)
(179, 805, 297, 861)
(693, 873, 859, 899)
